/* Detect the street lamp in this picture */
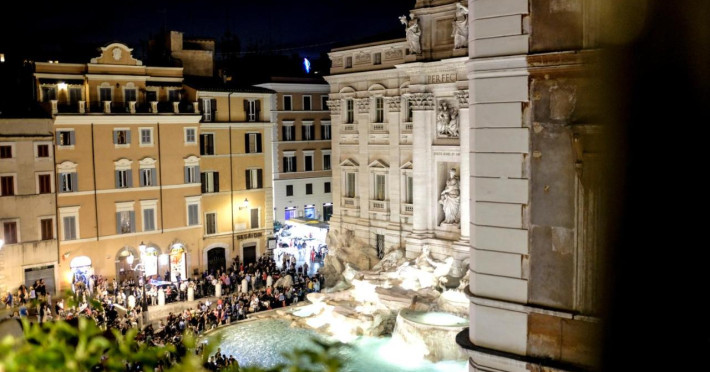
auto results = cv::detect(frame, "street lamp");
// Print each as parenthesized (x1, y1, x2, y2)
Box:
(125, 242, 148, 312)
(239, 198, 249, 210)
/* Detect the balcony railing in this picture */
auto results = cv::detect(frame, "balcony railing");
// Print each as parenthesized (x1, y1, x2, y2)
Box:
(369, 199, 389, 213)
(402, 123, 413, 132)
(50, 100, 197, 115)
(370, 123, 387, 132)
(341, 124, 357, 132)
(401, 203, 414, 215)
(341, 197, 359, 209)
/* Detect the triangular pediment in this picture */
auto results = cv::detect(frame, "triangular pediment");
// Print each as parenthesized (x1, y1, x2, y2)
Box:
(400, 161, 413, 170)
(368, 159, 389, 169)
(339, 158, 359, 168)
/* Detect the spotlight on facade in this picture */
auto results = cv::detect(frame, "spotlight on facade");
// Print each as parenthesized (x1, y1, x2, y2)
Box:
(0, 239, 4, 251)
(138, 241, 146, 254)
(126, 254, 135, 266)
(240, 198, 249, 210)
(57, 82, 67, 90)
(0, 54, 5, 63)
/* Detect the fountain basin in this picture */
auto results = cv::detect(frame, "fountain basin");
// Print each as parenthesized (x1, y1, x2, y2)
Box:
(391, 309, 468, 362)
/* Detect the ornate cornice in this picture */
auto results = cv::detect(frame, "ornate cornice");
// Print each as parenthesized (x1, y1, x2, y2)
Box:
(385, 96, 402, 112)
(326, 99, 341, 112)
(454, 90, 469, 106)
(356, 98, 370, 113)
(409, 93, 435, 110)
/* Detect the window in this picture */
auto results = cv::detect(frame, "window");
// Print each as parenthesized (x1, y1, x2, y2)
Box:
(113, 129, 131, 145)
(124, 88, 137, 102)
(376, 234, 385, 259)
(321, 95, 328, 110)
(373, 53, 382, 65)
(205, 213, 217, 235)
(68, 88, 82, 105)
(201, 171, 220, 193)
(286, 185, 294, 196)
(99, 87, 112, 102)
(141, 200, 158, 232)
(59, 172, 78, 193)
(115, 169, 132, 188)
(245, 169, 263, 190)
(38, 174, 52, 194)
(283, 154, 296, 173)
(304, 153, 314, 172)
(184, 165, 200, 184)
(0, 145, 11, 159)
(321, 122, 331, 140)
(3, 221, 18, 244)
(345, 99, 354, 124)
(57, 130, 75, 146)
(405, 99, 413, 122)
(185, 128, 197, 144)
(302, 122, 314, 141)
(306, 183, 313, 195)
(324, 182, 331, 193)
(250, 208, 259, 229)
(405, 175, 413, 204)
(282, 124, 295, 141)
(323, 153, 331, 170)
(36, 144, 50, 158)
(200, 133, 215, 155)
(140, 168, 156, 187)
(168, 89, 180, 102)
(42, 86, 57, 102)
(245, 99, 260, 122)
(245, 133, 262, 153)
(201, 98, 216, 122)
(374, 174, 386, 201)
(375, 97, 384, 123)
(1, 175, 14, 196)
(283, 95, 292, 111)
(140, 128, 153, 146)
(116, 210, 135, 234)
(146, 90, 157, 102)
(40, 218, 53, 240)
(303, 95, 312, 111)
(62, 216, 77, 240)
(345, 172, 356, 198)
(187, 203, 200, 226)
(345, 56, 352, 68)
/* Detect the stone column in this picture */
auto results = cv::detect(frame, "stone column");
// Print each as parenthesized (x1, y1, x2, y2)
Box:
(158, 288, 165, 306)
(410, 93, 434, 237)
(215, 282, 222, 298)
(187, 286, 194, 301)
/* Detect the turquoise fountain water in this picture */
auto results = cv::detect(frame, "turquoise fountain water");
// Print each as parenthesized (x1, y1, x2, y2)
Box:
(207, 318, 467, 372)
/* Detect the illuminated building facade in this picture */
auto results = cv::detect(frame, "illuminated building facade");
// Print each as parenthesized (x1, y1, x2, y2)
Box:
(254, 78, 332, 224)
(0, 119, 59, 296)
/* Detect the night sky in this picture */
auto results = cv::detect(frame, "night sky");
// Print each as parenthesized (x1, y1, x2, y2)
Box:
(1, 0, 415, 61)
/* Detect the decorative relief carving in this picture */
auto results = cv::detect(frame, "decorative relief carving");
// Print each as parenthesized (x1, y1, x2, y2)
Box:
(454, 90, 469, 106)
(437, 101, 459, 138)
(331, 57, 343, 67)
(385, 48, 404, 60)
(326, 99, 341, 112)
(356, 98, 370, 113)
(385, 96, 402, 112)
(409, 93, 434, 110)
(355, 52, 371, 64)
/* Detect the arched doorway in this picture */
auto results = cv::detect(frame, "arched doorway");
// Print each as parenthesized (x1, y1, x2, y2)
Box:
(70, 256, 92, 291)
(115, 246, 138, 284)
(207, 247, 226, 274)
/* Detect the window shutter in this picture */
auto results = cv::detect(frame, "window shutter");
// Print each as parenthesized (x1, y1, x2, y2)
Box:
(293, 157, 297, 172)
(256, 133, 262, 153)
(195, 166, 200, 178)
(282, 126, 287, 141)
(71, 173, 78, 191)
(63, 217, 71, 240)
(255, 100, 261, 120)
(257, 169, 263, 189)
(244, 133, 249, 153)
(56, 132, 61, 145)
(243, 99, 249, 115)
(246, 170, 251, 189)
(214, 172, 220, 192)
(283, 158, 288, 172)
(184, 167, 189, 183)
(59, 173, 66, 193)
(152, 169, 157, 186)
(116, 212, 121, 234)
(69, 131, 75, 145)
(126, 170, 133, 187)
(210, 99, 217, 113)
(130, 211, 136, 232)
(113, 131, 118, 144)
(139, 170, 145, 187)
(115, 170, 120, 188)
(199, 135, 205, 155)
(126, 130, 131, 144)
(301, 125, 306, 141)
(201, 172, 207, 193)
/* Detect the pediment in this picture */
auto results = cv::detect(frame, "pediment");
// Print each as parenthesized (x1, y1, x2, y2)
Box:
(400, 161, 413, 170)
(368, 159, 389, 169)
(339, 158, 359, 168)
(90, 42, 143, 66)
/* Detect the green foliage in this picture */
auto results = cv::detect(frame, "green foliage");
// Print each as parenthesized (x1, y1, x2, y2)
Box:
(0, 317, 346, 372)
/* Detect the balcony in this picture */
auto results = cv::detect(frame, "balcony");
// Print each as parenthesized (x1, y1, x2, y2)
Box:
(370, 123, 387, 133)
(341, 124, 357, 133)
(402, 122, 413, 133)
(341, 196, 359, 209)
(49, 100, 197, 115)
(369, 199, 389, 214)
(401, 203, 414, 215)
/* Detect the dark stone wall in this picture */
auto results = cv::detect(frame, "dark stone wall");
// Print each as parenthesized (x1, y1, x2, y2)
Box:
(530, 0, 584, 53)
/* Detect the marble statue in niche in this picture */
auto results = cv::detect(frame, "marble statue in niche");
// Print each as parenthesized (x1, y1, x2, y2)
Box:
(452, 3, 469, 49)
(437, 101, 459, 138)
(439, 168, 461, 226)
(400, 14, 422, 55)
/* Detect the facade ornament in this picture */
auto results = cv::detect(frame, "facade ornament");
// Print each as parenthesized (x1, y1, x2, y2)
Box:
(385, 47, 404, 60)
(452, 3, 469, 50)
(331, 57, 343, 68)
(439, 168, 461, 226)
(356, 98, 370, 113)
(437, 101, 459, 138)
(385, 96, 402, 112)
(326, 99, 341, 112)
(355, 52, 371, 64)
(454, 90, 469, 105)
(409, 93, 434, 110)
(400, 14, 422, 55)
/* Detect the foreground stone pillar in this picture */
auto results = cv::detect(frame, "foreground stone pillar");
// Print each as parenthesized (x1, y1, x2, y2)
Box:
(187, 286, 195, 302)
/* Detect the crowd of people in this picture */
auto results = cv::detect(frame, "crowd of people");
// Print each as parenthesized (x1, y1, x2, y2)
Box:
(1, 253, 325, 371)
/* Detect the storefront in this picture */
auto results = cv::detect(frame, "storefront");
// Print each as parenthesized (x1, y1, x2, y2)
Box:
(69, 255, 92, 291)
